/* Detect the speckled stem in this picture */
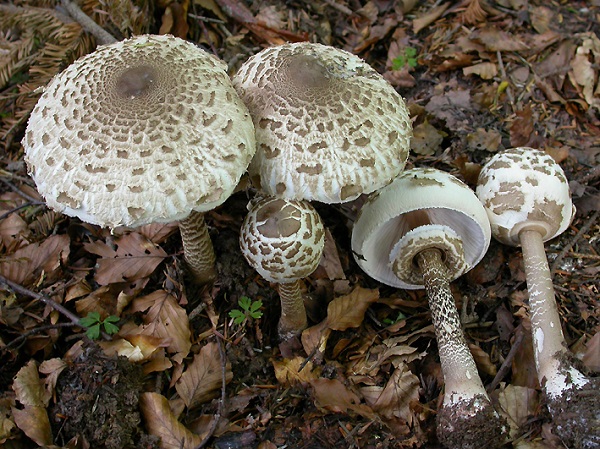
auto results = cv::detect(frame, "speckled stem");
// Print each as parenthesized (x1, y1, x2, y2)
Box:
(415, 248, 508, 449)
(276, 280, 308, 340)
(179, 211, 217, 284)
(519, 230, 599, 448)
(416, 248, 488, 405)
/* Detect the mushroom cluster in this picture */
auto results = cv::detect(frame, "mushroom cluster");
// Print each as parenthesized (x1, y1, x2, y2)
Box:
(477, 147, 599, 448)
(23, 34, 256, 284)
(352, 168, 508, 449)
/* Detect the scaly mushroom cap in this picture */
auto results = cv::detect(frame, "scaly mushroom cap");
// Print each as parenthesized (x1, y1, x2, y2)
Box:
(476, 147, 575, 246)
(23, 34, 256, 229)
(240, 197, 325, 283)
(352, 168, 491, 289)
(232, 42, 412, 203)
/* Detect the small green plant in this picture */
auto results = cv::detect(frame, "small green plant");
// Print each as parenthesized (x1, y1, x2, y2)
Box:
(229, 296, 263, 325)
(392, 47, 418, 70)
(80, 312, 120, 339)
(382, 311, 407, 326)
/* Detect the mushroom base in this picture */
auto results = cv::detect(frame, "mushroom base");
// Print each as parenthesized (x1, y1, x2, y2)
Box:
(546, 378, 600, 449)
(436, 395, 508, 449)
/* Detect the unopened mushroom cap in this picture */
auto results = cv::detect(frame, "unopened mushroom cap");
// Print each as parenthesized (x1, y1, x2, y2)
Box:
(476, 147, 575, 246)
(240, 197, 325, 283)
(232, 42, 412, 203)
(23, 34, 256, 229)
(352, 168, 491, 289)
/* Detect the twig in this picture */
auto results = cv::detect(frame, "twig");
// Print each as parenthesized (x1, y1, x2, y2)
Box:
(550, 210, 600, 275)
(60, 0, 117, 45)
(2, 322, 77, 352)
(0, 202, 43, 221)
(577, 164, 600, 184)
(194, 334, 227, 449)
(0, 178, 42, 204)
(487, 325, 525, 393)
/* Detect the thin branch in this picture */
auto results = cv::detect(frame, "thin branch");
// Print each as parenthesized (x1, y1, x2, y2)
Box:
(60, 0, 117, 45)
(551, 210, 600, 275)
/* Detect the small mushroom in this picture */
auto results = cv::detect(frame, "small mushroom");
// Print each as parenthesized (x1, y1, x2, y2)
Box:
(22, 34, 256, 284)
(477, 147, 599, 448)
(352, 168, 508, 449)
(232, 42, 412, 204)
(240, 196, 325, 340)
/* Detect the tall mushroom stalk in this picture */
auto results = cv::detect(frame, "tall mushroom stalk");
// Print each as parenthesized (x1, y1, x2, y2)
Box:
(22, 35, 256, 285)
(240, 197, 325, 340)
(352, 168, 508, 449)
(477, 147, 599, 448)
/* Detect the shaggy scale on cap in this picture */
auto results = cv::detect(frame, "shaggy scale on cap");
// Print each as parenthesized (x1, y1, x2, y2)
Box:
(233, 42, 412, 203)
(23, 34, 255, 229)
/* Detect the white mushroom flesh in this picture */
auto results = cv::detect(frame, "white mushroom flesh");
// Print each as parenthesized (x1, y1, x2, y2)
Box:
(233, 42, 412, 203)
(23, 34, 256, 228)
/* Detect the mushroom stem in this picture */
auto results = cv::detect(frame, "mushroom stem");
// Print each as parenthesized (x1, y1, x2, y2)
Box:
(413, 248, 508, 448)
(179, 211, 217, 284)
(276, 280, 308, 340)
(519, 229, 599, 448)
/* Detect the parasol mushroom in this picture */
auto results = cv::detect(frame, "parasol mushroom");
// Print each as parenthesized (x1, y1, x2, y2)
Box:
(240, 196, 325, 340)
(22, 34, 256, 284)
(476, 147, 599, 448)
(352, 168, 508, 449)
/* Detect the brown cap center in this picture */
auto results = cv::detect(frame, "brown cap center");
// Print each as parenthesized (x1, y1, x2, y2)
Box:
(116, 65, 157, 98)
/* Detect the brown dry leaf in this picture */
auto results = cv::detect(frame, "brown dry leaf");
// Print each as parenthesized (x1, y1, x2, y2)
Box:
(175, 342, 232, 409)
(316, 228, 346, 280)
(159, 2, 189, 39)
(138, 222, 179, 245)
(130, 290, 192, 364)
(84, 232, 167, 285)
(194, 0, 227, 21)
(472, 27, 528, 52)
(0, 396, 17, 443)
(457, 0, 487, 25)
(325, 286, 379, 331)
(469, 343, 496, 376)
(411, 121, 444, 156)
(425, 86, 472, 129)
(510, 105, 535, 147)
(140, 392, 203, 448)
(310, 378, 376, 420)
(38, 358, 67, 398)
(0, 234, 70, 285)
(583, 331, 600, 372)
(530, 6, 554, 34)
(273, 357, 321, 387)
(569, 33, 600, 110)
(463, 61, 498, 79)
(413, 2, 450, 34)
(495, 384, 539, 438)
(360, 364, 420, 424)
(466, 127, 502, 152)
(0, 213, 28, 250)
(301, 321, 331, 359)
(11, 360, 53, 446)
(100, 334, 169, 362)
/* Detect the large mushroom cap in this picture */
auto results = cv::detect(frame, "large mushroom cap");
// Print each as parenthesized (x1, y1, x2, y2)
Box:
(23, 34, 256, 229)
(352, 168, 491, 289)
(232, 42, 412, 203)
(240, 197, 325, 284)
(476, 147, 575, 246)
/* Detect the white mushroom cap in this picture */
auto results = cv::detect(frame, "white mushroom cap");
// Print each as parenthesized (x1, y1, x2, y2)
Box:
(240, 196, 325, 284)
(476, 147, 575, 246)
(232, 42, 412, 203)
(351, 168, 491, 289)
(23, 34, 256, 229)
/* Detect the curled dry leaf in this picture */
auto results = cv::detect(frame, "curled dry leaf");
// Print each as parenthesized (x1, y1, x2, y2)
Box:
(84, 232, 167, 285)
(130, 290, 192, 364)
(411, 121, 445, 156)
(38, 358, 67, 398)
(463, 61, 498, 79)
(175, 342, 232, 409)
(100, 334, 169, 363)
(569, 32, 600, 110)
(310, 378, 376, 420)
(140, 392, 203, 449)
(0, 396, 17, 443)
(0, 234, 69, 285)
(0, 213, 28, 249)
(494, 384, 539, 439)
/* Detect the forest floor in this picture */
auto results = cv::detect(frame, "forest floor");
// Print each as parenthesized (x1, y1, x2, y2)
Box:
(1, 0, 599, 448)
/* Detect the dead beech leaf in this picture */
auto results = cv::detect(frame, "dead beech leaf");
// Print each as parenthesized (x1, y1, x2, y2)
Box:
(12, 405, 53, 447)
(310, 378, 376, 419)
(326, 286, 379, 331)
(570, 33, 600, 110)
(413, 2, 450, 34)
(411, 121, 444, 156)
(469, 343, 496, 376)
(583, 331, 600, 372)
(138, 222, 179, 244)
(0, 213, 28, 249)
(0, 234, 69, 284)
(130, 290, 192, 364)
(140, 392, 203, 449)
(38, 358, 67, 398)
(0, 396, 17, 443)
(84, 232, 167, 285)
(530, 6, 554, 34)
(463, 61, 498, 80)
(360, 364, 420, 424)
(175, 342, 232, 409)
(495, 384, 539, 438)
(472, 27, 528, 52)
(100, 334, 168, 362)
(510, 105, 535, 148)
(273, 357, 321, 387)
